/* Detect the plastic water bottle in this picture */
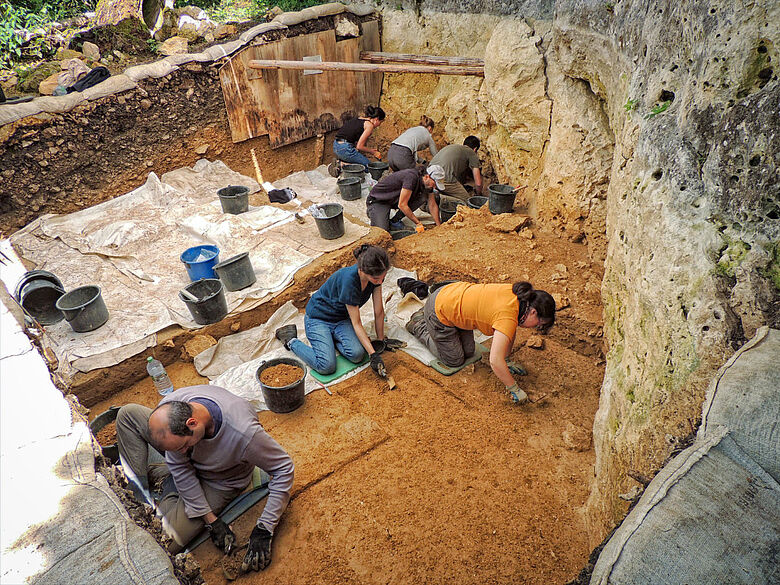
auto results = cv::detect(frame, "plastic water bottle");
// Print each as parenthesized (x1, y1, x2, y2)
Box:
(147, 357, 174, 396)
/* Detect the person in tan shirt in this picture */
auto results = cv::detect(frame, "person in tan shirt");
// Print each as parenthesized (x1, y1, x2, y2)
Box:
(406, 281, 555, 403)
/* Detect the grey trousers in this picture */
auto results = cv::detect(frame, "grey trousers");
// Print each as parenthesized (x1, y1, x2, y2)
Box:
(410, 287, 475, 367)
(115, 404, 245, 552)
(367, 189, 427, 231)
(388, 144, 416, 171)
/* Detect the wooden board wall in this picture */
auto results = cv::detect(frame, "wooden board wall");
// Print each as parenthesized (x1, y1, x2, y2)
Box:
(219, 23, 382, 148)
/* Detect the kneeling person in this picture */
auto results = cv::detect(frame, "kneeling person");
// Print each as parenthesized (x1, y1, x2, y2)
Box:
(115, 384, 294, 572)
(366, 165, 444, 232)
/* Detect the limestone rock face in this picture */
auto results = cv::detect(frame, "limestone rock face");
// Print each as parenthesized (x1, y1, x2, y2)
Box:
(158, 36, 188, 56)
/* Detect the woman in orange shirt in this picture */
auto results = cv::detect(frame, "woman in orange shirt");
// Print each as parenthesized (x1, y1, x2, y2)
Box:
(406, 281, 555, 403)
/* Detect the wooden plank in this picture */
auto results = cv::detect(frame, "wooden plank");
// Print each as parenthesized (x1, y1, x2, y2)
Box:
(358, 20, 382, 108)
(247, 59, 486, 76)
(360, 51, 485, 67)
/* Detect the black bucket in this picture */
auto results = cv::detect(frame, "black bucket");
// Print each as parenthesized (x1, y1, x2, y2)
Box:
(337, 177, 362, 201)
(367, 161, 389, 181)
(179, 278, 228, 325)
(56, 285, 109, 333)
(89, 406, 120, 464)
(488, 184, 517, 215)
(467, 196, 488, 209)
(391, 229, 415, 240)
(217, 185, 250, 215)
(439, 198, 464, 223)
(255, 357, 307, 414)
(341, 164, 366, 182)
(15, 270, 65, 325)
(313, 203, 345, 240)
(214, 252, 256, 292)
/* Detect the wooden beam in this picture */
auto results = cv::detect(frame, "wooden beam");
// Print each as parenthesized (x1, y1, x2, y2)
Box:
(248, 59, 484, 76)
(360, 51, 484, 67)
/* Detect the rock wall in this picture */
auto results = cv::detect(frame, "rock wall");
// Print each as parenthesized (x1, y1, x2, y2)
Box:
(379, 0, 779, 543)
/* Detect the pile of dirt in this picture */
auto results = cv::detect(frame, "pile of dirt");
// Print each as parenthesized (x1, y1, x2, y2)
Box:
(95, 421, 117, 446)
(260, 364, 305, 387)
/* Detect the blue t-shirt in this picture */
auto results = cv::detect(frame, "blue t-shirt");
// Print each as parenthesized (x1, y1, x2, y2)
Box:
(306, 264, 376, 322)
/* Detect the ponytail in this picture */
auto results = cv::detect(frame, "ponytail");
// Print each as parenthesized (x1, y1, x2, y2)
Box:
(365, 105, 386, 121)
(354, 245, 390, 277)
(420, 115, 434, 130)
(512, 281, 556, 330)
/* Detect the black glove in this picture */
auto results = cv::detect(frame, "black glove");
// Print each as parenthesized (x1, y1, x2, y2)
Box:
(369, 352, 387, 377)
(384, 338, 407, 351)
(206, 518, 236, 554)
(241, 525, 273, 572)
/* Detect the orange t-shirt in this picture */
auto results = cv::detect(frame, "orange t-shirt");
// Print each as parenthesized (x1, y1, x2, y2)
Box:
(434, 282, 519, 338)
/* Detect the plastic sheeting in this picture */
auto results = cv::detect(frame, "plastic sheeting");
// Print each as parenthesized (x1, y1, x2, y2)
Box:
(6, 159, 368, 379)
(591, 327, 780, 585)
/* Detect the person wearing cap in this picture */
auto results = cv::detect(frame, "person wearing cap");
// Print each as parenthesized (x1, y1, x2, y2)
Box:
(428, 135, 483, 201)
(366, 165, 443, 233)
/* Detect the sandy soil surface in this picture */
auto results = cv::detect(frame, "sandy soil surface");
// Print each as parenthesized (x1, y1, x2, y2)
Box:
(90, 207, 605, 584)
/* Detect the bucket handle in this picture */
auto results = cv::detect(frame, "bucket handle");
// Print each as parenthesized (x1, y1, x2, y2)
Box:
(63, 305, 86, 322)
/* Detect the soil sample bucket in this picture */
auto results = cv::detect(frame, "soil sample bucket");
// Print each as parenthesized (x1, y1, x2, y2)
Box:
(367, 161, 389, 181)
(180, 245, 220, 281)
(89, 406, 121, 464)
(313, 203, 345, 240)
(390, 229, 415, 240)
(179, 278, 228, 325)
(337, 177, 362, 201)
(341, 163, 366, 182)
(439, 198, 464, 223)
(217, 185, 250, 215)
(15, 270, 65, 325)
(488, 184, 517, 214)
(255, 357, 307, 413)
(467, 196, 488, 209)
(56, 285, 109, 332)
(214, 252, 256, 291)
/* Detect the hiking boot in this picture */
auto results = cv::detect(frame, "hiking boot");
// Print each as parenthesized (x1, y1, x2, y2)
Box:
(405, 309, 425, 335)
(275, 324, 298, 349)
(327, 159, 341, 178)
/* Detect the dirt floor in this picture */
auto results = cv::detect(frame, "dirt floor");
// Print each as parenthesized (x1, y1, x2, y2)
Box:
(89, 204, 606, 585)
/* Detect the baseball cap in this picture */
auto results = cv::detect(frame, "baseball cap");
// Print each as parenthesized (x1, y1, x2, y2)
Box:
(426, 164, 446, 191)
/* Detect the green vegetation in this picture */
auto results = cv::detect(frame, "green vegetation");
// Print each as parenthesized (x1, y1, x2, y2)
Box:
(716, 236, 751, 277)
(146, 37, 159, 53)
(645, 100, 671, 119)
(623, 97, 638, 113)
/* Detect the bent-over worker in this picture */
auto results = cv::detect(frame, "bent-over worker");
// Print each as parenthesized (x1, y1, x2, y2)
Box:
(388, 115, 438, 171)
(115, 384, 294, 572)
(276, 245, 390, 378)
(366, 165, 444, 233)
(329, 105, 385, 174)
(406, 281, 555, 403)
(428, 135, 483, 201)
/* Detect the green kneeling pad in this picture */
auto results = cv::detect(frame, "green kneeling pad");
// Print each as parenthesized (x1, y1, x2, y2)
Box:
(429, 342, 488, 375)
(310, 352, 370, 384)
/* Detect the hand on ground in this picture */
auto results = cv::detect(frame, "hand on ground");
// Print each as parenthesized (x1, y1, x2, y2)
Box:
(505, 360, 527, 376)
(241, 525, 273, 572)
(506, 383, 528, 405)
(207, 519, 236, 554)
(415, 223, 425, 234)
(370, 352, 387, 377)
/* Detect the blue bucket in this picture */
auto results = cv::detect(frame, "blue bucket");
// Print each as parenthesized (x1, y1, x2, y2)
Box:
(180, 245, 220, 281)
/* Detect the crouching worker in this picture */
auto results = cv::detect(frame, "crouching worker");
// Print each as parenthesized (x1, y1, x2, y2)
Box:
(366, 165, 444, 233)
(115, 384, 294, 572)
(275, 244, 390, 378)
(406, 281, 555, 403)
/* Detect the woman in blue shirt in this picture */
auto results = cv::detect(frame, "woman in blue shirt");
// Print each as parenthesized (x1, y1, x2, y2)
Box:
(276, 245, 389, 376)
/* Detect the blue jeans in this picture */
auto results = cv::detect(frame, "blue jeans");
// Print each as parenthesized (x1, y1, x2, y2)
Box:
(333, 140, 371, 167)
(289, 314, 366, 375)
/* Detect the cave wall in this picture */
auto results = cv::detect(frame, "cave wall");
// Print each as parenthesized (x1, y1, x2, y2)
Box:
(379, 0, 779, 542)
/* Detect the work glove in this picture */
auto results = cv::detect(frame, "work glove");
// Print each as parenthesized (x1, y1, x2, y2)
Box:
(507, 383, 528, 405)
(415, 223, 425, 234)
(241, 525, 273, 572)
(384, 338, 407, 351)
(369, 352, 387, 378)
(206, 518, 236, 554)
(505, 359, 527, 376)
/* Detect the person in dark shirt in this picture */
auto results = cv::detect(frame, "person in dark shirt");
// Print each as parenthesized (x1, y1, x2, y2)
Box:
(366, 165, 445, 232)
(329, 105, 386, 175)
(275, 245, 390, 377)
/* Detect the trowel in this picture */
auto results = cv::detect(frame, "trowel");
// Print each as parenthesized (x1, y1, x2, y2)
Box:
(374, 358, 397, 391)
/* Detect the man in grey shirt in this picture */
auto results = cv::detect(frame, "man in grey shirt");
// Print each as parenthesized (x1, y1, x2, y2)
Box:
(428, 135, 483, 201)
(388, 116, 438, 171)
(115, 384, 294, 572)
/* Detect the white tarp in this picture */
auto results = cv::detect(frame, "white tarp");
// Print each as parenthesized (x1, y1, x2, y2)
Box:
(591, 327, 780, 585)
(6, 159, 369, 380)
